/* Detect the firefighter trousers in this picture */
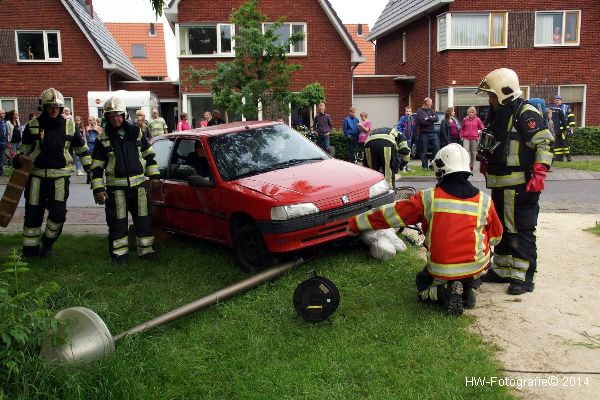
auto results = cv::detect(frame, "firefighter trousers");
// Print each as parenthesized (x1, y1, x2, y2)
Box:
(489, 186, 539, 288)
(364, 139, 397, 189)
(105, 186, 154, 259)
(22, 176, 70, 256)
(416, 268, 480, 304)
(553, 129, 571, 159)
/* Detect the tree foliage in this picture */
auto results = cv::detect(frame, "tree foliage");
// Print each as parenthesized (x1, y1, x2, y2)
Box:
(150, 0, 165, 17)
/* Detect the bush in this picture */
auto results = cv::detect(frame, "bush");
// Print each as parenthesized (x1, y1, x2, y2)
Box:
(570, 126, 600, 155)
(329, 129, 349, 161)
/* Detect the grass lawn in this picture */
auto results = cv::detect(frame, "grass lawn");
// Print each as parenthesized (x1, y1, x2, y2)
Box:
(584, 222, 600, 236)
(1, 234, 513, 400)
(398, 168, 436, 178)
(553, 160, 600, 172)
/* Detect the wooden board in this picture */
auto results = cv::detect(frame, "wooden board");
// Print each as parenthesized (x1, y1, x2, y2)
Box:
(0, 156, 33, 227)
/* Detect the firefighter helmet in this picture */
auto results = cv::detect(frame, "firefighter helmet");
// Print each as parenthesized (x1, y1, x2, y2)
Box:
(103, 96, 126, 118)
(40, 88, 65, 110)
(432, 143, 471, 181)
(476, 68, 523, 105)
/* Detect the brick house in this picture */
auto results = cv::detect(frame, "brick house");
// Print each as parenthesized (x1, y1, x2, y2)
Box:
(0, 0, 141, 119)
(366, 0, 600, 126)
(164, 0, 364, 128)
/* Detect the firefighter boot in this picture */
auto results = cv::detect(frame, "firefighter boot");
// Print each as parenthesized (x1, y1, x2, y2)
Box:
(566, 154, 572, 162)
(462, 285, 476, 309)
(446, 281, 464, 316)
(480, 268, 509, 283)
(507, 281, 534, 295)
(39, 245, 53, 259)
(112, 255, 129, 266)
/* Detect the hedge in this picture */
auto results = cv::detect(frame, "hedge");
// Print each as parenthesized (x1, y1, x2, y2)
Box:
(569, 126, 600, 155)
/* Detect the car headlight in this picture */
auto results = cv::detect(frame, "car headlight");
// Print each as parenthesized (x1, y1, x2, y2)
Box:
(369, 179, 390, 198)
(271, 203, 320, 221)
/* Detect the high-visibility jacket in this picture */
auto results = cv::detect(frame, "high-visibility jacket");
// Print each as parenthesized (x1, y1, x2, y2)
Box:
(17, 116, 91, 178)
(366, 127, 411, 161)
(90, 121, 160, 193)
(484, 100, 554, 189)
(349, 187, 503, 280)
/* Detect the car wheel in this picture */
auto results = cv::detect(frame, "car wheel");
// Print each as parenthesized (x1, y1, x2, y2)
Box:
(233, 224, 273, 273)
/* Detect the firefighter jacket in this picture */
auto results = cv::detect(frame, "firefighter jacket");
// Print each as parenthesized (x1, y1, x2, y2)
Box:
(483, 100, 554, 189)
(17, 114, 91, 178)
(366, 127, 411, 162)
(560, 103, 576, 130)
(349, 187, 503, 279)
(90, 121, 160, 193)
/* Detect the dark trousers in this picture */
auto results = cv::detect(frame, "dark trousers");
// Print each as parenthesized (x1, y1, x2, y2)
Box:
(364, 139, 397, 189)
(415, 268, 480, 304)
(489, 186, 539, 287)
(553, 129, 571, 159)
(419, 133, 440, 168)
(347, 136, 359, 163)
(0, 143, 5, 171)
(318, 133, 330, 151)
(22, 176, 70, 255)
(105, 186, 154, 259)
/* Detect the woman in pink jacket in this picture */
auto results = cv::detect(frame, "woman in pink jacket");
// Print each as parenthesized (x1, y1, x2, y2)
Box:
(461, 106, 484, 170)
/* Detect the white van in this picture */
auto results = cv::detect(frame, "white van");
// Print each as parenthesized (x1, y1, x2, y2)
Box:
(88, 90, 160, 120)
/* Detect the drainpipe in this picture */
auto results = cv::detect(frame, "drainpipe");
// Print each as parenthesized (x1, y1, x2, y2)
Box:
(428, 14, 432, 97)
(351, 64, 358, 105)
(107, 71, 115, 91)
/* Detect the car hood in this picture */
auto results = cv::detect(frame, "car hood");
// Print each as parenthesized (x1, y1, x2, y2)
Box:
(233, 159, 384, 209)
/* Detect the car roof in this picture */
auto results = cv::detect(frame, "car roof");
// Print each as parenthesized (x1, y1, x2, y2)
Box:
(160, 120, 281, 139)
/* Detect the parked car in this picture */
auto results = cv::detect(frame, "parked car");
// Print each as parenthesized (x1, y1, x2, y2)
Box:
(410, 112, 445, 159)
(149, 121, 395, 272)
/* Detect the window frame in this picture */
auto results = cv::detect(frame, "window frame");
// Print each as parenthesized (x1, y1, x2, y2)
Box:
(0, 98, 18, 112)
(262, 22, 308, 56)
(437, 12, 508, 51)
(534, 10, 581, 47)
(176, 23, 236, 58)
(132, 44, 147, 58)
(63, 97, 74, 116)
(15, 30, 62, 62)
(558, 84, 586, 126)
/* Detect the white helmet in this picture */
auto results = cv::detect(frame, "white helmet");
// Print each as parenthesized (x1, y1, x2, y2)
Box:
(39, 88, 65, 112)
(433, 143, 471, 181)
(103, 96, 126, 119)
(476, 68, 523, 105)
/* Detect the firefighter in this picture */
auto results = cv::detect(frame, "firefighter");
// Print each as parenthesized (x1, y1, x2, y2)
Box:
(363, 127, 410, 189)
(348, 144, 502, 315)
(548, 95, 575, 162)
(90, 96, 160, 265)
(12, 88, 91, 257)
(476, 68, 554, 295)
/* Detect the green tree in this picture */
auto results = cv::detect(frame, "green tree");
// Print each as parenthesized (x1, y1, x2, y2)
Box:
(183, 0, 311, 121)
(150, 0, 165, 16)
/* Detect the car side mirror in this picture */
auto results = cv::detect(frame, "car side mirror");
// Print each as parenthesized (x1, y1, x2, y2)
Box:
(188, 175, 214, 188)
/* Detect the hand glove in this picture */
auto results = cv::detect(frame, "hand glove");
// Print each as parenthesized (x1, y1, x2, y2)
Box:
(12, 154, 21, 169)
(526, 163, 548, 192)
(94, 191, 108, 205)
(479, 161, 487, 175)
(146, 178, 161, 192)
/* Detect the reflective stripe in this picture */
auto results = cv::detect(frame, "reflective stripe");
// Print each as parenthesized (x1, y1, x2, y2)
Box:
(112, 236, 129, 256)
(91, 159, 106, 170)
(23, 236, 41, 247)
(383, 146, 393, 188)
(55, 178, 65, 202)
(365, 133, 396, 146)
(512, 257, 529, 272)
(381, 202, 404, 227)
(106, 152, 116, 175)
(507, 140, 520, 166)
(146, 164, 159, 177)
(31, 167, 73, 178)
(136, 235, 154, 247)
(432, 198, 480, 217)
(511, 269, 526, 282)
(23, 226, 42, 237)
(106, 174, 146, 187)
(114, 190, 127, 220)
(365, 148, 372, 169)
(79, 155, 92, 167)
(29, 177, 41, 205)
(356, 212, 373, 231)
(92, 178, 105, 190)
(520, 104, 542, 116)
(486, 172, 526, 188)
(73, 145, 88, 155)
(44, 219, 63, 239)
(421, 189, 434, 248)
(428, 254, 490, 278)
(142, 146, 155, 158)
(137, 187, 148, 217)
(503, 190, 516, 233)
(17, 144, 33, 155)
(492, 253, 512, 267)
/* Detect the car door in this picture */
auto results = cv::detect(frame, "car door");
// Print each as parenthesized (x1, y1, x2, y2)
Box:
(148, 138, 175, 230)
(161, 138, 228, 242)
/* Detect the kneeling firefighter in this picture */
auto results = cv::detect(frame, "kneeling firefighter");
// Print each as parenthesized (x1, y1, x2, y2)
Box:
(348, 144, 503, 315)
(90, 96, 160, 265)
(363, 127, 410, 189)
(14, 88, 91, 257)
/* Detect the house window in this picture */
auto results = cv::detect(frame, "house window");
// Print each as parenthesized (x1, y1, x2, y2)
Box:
(178, 24, 234, 57)
(402, 32, 406, 63)
(263, 22, 307, 55)
(437, 12, 507, 50)
(439, 86, 531, 120)
(436, 89, 448, 112)
(132, 44, 147, 58)
(558, 85, 585, 126)
(0, 98, 17, 112)
(63, 97, 74, 116)
(186, 95, 242, 127)
(16, 30, 61, 62)
(534, 11, 580, 46)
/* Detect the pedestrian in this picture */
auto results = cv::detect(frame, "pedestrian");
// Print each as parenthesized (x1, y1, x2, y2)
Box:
(0, 109, 7, 174)
(200, 111, 212, 127)
(177, 112, 191, 131)
(440, 107, 461, 146)
(5, 110, 24, 166)
(343, 107, 360, 163)
(548, 95, 574, 162)
(148, 108, 168, 137)
(207, 109, 225, 126)
(74, 115, 86, 176)
(357, 111, 372, 162)
(313, 102, 333, 152)
(415, 98, 439, 170)
(546, 108, 556, 140)
(477, 68, 554, 295)
(13, 88, 91, 257)
(461, 106, 484, 171)
(135, 110, 151, 140)
(349, 144, 502, 315)
(90, 96, 160, 265)
(396, 107, 416, 150)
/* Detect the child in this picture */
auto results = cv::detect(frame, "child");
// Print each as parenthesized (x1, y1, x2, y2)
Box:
(347, 144, 503, 315)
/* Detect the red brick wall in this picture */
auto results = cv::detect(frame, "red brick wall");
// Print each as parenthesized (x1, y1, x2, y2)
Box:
(353, 76, 400, 95)
(177, 0, 354, 126)
(115, 81, 180, 100)
(375, 0, 600, 125)
(0, 0, 110, 118)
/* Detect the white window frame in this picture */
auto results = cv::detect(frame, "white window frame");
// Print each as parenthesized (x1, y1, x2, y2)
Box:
(176, 23, 235, 58)
(534, 10, 581, 47)
(558, 84, 586, 126)
(436, 86, 530, 111)
(402, 32, 406, 63)
(15, 30, 62, 62)
(0, 98, 18, 112)
(262, 22, 308, 56)
(63, 97, 74, 116)
(437, 12, 508, 51)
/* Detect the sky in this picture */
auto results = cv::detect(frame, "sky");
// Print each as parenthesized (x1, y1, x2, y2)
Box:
(93, 0, 390, 80)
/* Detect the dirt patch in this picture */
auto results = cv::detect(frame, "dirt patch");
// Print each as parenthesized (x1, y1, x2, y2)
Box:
(470, 213, 600, 399)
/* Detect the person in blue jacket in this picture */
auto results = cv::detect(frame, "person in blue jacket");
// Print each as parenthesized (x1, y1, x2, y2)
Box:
(343, 107, 360, 163)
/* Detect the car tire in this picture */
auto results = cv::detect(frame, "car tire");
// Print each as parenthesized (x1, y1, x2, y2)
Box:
(233, 224, 273, 273)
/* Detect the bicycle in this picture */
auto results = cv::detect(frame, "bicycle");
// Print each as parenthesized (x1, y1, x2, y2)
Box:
(393, 186, 425, 247)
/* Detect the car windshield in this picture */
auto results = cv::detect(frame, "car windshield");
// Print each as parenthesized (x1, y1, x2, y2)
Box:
(209, 124, 329, 180)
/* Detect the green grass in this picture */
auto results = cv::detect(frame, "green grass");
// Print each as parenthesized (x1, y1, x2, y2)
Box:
(553, 160, 600, 172)
(398, 167, 436, 178)
(1, 234, 513, 400)
(584, 222, 600, 236)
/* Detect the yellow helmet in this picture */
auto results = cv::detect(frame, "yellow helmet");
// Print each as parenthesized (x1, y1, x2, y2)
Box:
(476, 68, 523, 105)
(40, 88, 65, 108)
(103, 96, 126, 118)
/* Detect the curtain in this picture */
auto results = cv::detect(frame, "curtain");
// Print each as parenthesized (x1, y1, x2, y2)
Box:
(451, 14, 488, 47)
(536, 13, 560, 45)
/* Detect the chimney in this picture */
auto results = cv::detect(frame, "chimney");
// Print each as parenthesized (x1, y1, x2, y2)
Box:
(357, 24, 363, 36)
(149, 22, 156, 36)
(85, 0, 94, 18)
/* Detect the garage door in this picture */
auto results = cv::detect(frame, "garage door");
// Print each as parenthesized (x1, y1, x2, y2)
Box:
(353, 95, 399, 129)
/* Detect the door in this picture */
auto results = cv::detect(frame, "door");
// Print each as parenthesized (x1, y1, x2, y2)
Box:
(353, 95, 400, 128)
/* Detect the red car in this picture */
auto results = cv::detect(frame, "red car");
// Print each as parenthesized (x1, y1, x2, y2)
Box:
(149, 121, 394, 271)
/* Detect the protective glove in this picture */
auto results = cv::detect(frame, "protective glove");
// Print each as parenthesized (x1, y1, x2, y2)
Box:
(145, 178, 161, 192)
(526, 163, 548, 193)
(94, 191, 108, 205)
(12, 154, 21, 169)
(479, 160, 487, 175)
